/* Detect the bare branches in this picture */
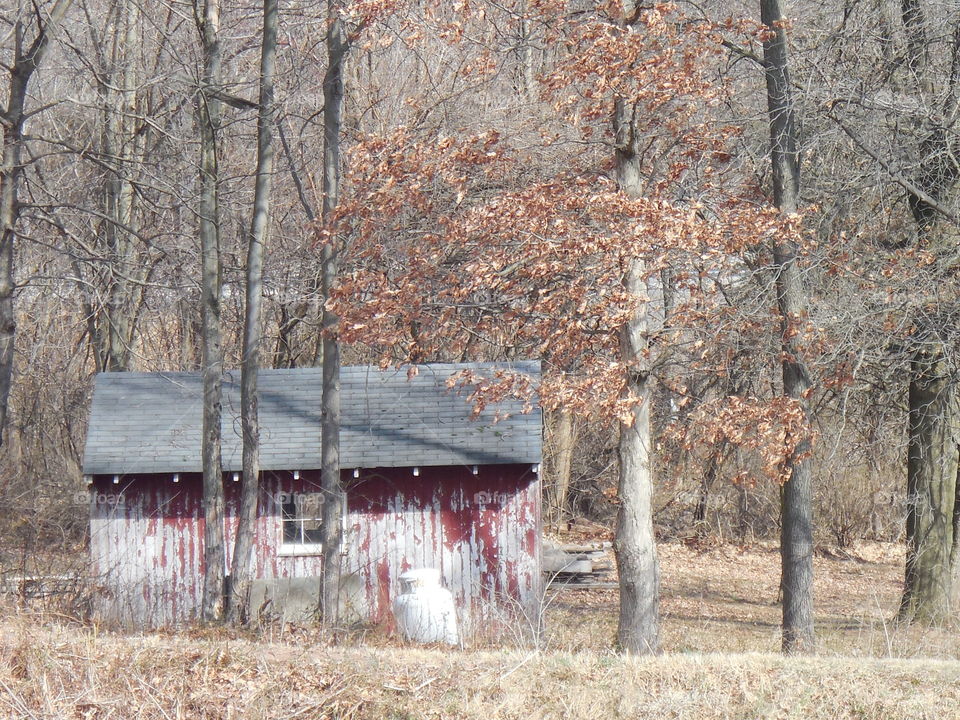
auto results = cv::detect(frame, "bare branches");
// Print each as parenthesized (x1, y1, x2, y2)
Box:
(826, 102, 960, 227)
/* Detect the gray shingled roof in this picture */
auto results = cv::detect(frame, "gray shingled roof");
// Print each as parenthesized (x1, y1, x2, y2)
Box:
(82, 362, 541, 475)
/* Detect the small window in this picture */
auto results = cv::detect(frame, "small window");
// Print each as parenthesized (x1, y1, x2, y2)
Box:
(280, 493, 324, 555)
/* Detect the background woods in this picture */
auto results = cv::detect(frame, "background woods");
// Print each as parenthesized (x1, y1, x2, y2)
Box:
(1, 0, 959, 650)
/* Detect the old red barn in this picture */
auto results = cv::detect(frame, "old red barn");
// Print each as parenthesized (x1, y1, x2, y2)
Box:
(82, 362, 542, 631)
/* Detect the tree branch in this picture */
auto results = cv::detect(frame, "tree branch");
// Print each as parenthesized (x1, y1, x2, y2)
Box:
(278, 117, 317, 222)
(721, 39, 768, 68)
(826, 104, 960, 227)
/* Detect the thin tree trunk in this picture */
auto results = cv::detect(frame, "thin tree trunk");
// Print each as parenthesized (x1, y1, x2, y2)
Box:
(760, 0, 816, 653)
(0, 0, 73, 446)
(546, 409, 575, 526)
(901, 0, 932, 96)
(274, 302, 304, 368)
(517, 1, 535, 99)
(58, 5, 162, 370)
(951, 454, 960, 608)
(104, 0, 145, 371)
(92, 0, 147, 373)
(612, 19, 660, 648)
(196, 0, 226, 624)
(276, 119, 322, 369)
(179, 296, 200, 369)
(320, 3, 347, 625)
(695, 440, 728, 527)
(229, 0, 277, 625)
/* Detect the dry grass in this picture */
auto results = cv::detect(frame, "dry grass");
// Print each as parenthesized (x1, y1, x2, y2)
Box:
(1, 618, 959, 719)
(2, 541, 960, 718)
(543, 540, 960, 658)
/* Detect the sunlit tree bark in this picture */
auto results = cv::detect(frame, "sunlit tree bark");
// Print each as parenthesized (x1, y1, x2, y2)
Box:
(320, 0, 348, 625)
(0, 0, 73, 445)
(230, 0, 278, 625)
(195, 0, 226, 624)
(759, 0, 816, 653)
(612, 1, 659, 656)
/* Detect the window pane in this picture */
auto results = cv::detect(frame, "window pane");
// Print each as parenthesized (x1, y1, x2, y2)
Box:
(281, 500, 298, 543)
(303, 525, 323, 543)
(282, 493, 323, 545)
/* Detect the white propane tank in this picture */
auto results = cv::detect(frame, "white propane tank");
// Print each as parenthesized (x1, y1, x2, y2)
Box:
(392, 568, 459, 645)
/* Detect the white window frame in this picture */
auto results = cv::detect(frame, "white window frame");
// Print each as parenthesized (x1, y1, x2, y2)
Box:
(278, 492, 324, 557)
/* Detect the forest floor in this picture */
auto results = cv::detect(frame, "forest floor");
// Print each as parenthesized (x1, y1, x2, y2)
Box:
(2, 540, 959, 719)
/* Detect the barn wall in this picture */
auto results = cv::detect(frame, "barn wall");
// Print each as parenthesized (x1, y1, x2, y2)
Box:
(89, 465, 541, 631)
(89, 474, 204, 626)
(89, 471, 326, 626)
(340, 465, 541, 634)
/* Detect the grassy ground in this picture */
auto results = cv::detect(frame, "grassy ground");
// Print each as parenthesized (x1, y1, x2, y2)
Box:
(2, 540, 959, 719)
(542, 540, 960, 657)
(1, 621, 959, 719)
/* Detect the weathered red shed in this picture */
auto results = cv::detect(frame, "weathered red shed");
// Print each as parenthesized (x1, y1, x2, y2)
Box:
(82, 362, 542, 632)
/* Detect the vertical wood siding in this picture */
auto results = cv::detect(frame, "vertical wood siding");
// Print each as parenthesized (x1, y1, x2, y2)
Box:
(341, 465, 541, 634)
(89, 475, 205, 626)
(89, 465, 541, 632)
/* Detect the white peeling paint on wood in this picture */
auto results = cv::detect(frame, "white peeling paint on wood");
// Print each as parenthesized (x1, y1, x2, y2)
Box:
(90, 466, 541, 634)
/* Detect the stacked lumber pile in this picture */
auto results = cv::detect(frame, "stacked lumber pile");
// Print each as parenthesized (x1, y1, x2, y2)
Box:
(543, 540, 615, 588)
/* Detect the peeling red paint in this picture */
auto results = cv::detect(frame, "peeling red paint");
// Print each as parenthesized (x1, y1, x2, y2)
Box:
(90, 464, 541, 631)
(376, 557, 391, 626)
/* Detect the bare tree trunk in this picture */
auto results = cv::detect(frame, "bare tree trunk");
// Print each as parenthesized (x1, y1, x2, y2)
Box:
(896, 0, 960, 623)
(195, 0, 226, 624)
(950, 457, 960, 593)
(545, 409, 575, 526)
(0, 0, 73, 446)
(614, 257, 660, 654)
(274, 302, 305, 368)
(612, 19, 660, 648)
(66, 0, 166, 373)
(229, 0, 277, 625)
(901, 343, 959, 621)
(320, 3, 347, 625)
(179, 296, 201, 369)
(695, 440, 728, 527)
(275, 120, 323, 369)
(517, 1, 536, 99)
(98, 0, 146, 372)
(760, 0, 816, 654)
